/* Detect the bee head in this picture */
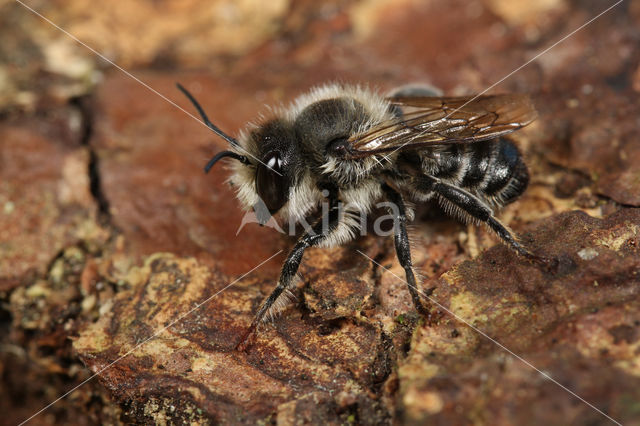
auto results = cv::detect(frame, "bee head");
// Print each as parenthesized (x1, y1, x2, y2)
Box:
(251, 120, 297, 215)
(177, 83, 296, 220)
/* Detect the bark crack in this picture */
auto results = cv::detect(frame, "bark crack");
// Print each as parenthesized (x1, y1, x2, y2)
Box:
(71, 96, 111, 225)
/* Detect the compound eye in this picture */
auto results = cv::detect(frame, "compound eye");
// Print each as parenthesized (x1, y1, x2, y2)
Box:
(256, 152, 289, 214)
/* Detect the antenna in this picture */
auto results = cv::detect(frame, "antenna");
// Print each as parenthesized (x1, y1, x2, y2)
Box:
(204, 151, 250, 173)
(176, 83, 239, 147)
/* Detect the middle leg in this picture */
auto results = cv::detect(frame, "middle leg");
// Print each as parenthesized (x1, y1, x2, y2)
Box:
(381, 183, 429, 316)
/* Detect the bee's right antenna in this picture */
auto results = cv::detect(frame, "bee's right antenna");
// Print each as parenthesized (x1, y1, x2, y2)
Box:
(176, 83, 239, 147)
(204, 151, 250, 173)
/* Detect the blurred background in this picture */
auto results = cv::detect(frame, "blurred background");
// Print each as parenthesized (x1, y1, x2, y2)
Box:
(1, 0, 639, 424)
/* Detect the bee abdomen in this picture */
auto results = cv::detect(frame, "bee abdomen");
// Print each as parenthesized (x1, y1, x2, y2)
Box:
(416, 138, 528, 206)
(428, 145, 465, 181)
(471, 138, 529, 206)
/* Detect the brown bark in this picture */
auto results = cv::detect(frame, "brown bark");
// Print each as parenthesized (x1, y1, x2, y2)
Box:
(2, 1, 639, 424)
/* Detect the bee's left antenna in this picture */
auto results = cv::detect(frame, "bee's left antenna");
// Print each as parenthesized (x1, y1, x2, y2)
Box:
(176, 83, 239, 147)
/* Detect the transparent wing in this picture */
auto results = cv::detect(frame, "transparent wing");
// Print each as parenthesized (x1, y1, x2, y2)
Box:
(346, 94, 537, 158)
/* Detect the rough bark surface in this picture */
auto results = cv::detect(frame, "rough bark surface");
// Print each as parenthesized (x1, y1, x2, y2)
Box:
(1, 0, 639, 425)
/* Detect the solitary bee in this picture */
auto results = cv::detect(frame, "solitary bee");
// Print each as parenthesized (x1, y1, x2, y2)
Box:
(177, 82, 549, 349)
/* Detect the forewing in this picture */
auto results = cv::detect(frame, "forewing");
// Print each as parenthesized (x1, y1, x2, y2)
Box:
(347, 94, 536, 157)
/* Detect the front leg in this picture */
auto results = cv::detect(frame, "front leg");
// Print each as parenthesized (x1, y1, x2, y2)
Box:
(381, 184, 429, 316)
(236, 191, 343, 351)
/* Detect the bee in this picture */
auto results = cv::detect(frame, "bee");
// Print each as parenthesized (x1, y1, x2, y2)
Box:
(177, 82, 551, 350)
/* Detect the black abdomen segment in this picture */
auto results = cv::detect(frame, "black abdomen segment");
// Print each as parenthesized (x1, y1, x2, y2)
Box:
(480, 138, 529, 205)
(422, 138, 529, 206)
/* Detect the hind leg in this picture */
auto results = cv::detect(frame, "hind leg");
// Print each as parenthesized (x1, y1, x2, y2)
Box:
(381, 184, 428, 316)
(417, 175, 552, 266)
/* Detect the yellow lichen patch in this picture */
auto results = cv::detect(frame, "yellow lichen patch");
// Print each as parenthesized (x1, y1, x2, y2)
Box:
(48, 0, 290, 67)
(349, 0, 420, 39)
(572, 315, 640, 378)
(130, 336, 192, 360)
(117, 258, 150, 288)
(24, 281, 51, 299)
(486, 0, 567, 26)
(502, 184, 603, 223)
(189, 353, 291, 404)
(412, 322, 479, 357)
(74, 254, 211, 353)
(593, 223, 639, 251)
(440, 269, 463, 288)
(398, 359, 441, 382)
(615, 353, 640, 378)
(449, 292, 530, 334)
(403, 388, 445, 417)
(450, 291, 488, 325)
(73, 325, 113, 354)
(58, 149, 92, 206)
(74, 217, 110, 245)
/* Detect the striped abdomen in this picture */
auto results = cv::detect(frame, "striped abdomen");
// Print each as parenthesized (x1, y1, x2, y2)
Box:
(413, 138, 529, 206)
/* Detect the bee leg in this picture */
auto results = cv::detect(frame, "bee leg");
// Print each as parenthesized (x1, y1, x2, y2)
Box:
(381, 184, 429, 317)
(419, 176, 552, 266)
(236, 192, 342, 351)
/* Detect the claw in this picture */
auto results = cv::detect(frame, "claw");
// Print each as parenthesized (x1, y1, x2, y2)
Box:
(523, 251, 559, 272)
(235, 323, 257, 352)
